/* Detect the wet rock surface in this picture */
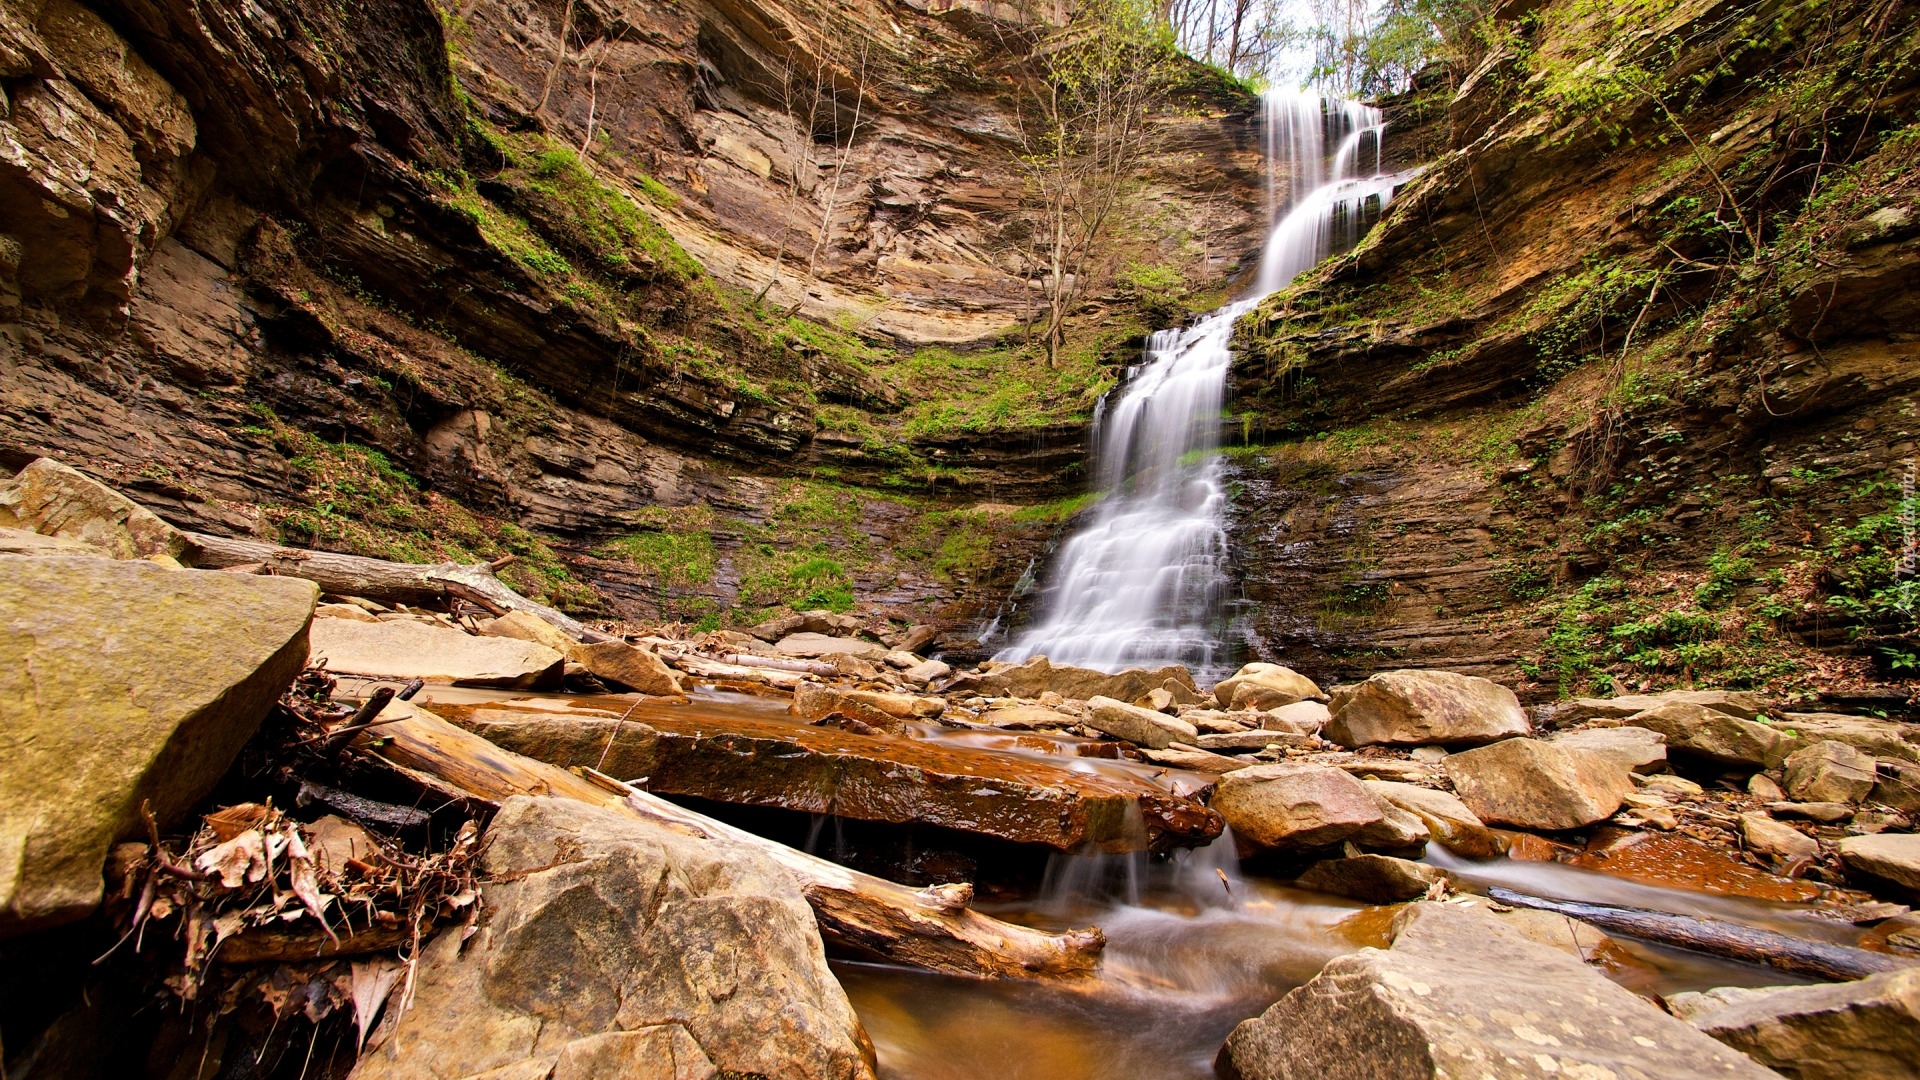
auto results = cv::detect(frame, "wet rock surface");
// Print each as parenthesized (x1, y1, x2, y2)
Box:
(1212, 763, 1387, 855)
(445, 701, 1222, 852)
(1220, 901, 1780, 1080)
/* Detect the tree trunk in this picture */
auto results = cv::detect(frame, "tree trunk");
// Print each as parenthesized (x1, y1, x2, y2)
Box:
(1487, 887, 1917, 982)
(181, 531, 605, 643)
(364, 700, 1108, 980)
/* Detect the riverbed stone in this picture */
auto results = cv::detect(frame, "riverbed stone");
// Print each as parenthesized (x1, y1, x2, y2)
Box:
(568, 641, 684, 696)
(793, 683, 943, 728)
(1267, 700, 1332, 730)
(1323, 670, 1529, 749)
(1782, 740, 1879, 804)
(1837, 834, 1920, 895)
(1560, 689, 1764, 722)
(1220, 901, 1777, 1080)
(0, 456, 189, 561)
(480, 609, 577, 653)
(0, 556, 317, 935)
(945, 655, 1197, 704)
(1211, 662, 1324, 710)
(309, 618, 564, 687)
(1680, 969, 1920, 1080)
(453, 704, 1221, 852)
(1779, 712, 1920, 764)
(1212, 764, 1385, 854)
(1361, 780, 1499, 857)
(1625, 702, 1793, 769)
(773, 633, 888, 660)
(975, 704, 1075, 730)
(1085, 696, 1198, 750)
(901, 658, 950, 685)
(1548, 725, 1668, 774)
(1295, 855, 1445, 903)
(1739, 812, 1820, 862)
(351, 796, 875, 1080)
(1444, 738, 1634, 830)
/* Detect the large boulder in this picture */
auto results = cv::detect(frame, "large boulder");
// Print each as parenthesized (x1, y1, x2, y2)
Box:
(1219, 901, 1779, 1080)
(309, 617, 564, 688)
(1362, 780, 1500, 857)
(1837, 834, 1920, 896)
(479, 609, 577, 653)
(1211, 663, 1324, 710)
(1777, 712, 1920, 764)
(1212, 764, 1385, 854)
(792, 683, 945, 728)
(1678, 969, 1920, 1080)
(1, 556, 317, 934)
(1782, 740, 1878, 804)
(352, 796, 875, 1080)
(0, 457, 188, 561)
(1443, 739, 1634, 830)
(1323, 670, 1529, 748)
(567, 640, 683, 696)
(1084, 696, 1198, 749)
(1625, 702, 1794, 769)
(1739, 812, 1819, 863)
(1547, 725, 1668, 774)
(1295, 854, 1446, 903)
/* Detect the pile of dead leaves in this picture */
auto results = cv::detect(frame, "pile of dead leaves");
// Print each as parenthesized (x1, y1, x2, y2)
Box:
(106, 800, 482, 1007)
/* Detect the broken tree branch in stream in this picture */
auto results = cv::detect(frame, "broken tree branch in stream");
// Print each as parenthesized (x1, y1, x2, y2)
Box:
(1487, 886, 1918, 982)
(358, 699, 1108, 980)
(180, 531, 608, 643)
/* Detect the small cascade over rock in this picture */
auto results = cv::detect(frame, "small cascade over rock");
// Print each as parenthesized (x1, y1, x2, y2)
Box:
(997, 91, 1410, 677)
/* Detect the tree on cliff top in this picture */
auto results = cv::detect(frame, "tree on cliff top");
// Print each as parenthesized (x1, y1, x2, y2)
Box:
(1007, 0, 1183, 364)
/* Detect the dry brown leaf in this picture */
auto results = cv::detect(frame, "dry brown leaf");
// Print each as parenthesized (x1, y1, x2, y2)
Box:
(195, 830, 268, 889)
(348, 958, 405, 1051)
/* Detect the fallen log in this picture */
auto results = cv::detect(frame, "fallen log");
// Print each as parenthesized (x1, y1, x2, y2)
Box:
(720, 653, 839, 676)
(361, 699, 1106, 980)
(1487, 886, 1917, 982)
(180, 532, 606, 643)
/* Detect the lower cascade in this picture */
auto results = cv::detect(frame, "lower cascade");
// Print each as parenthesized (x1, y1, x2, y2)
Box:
(999, 92, 1409, 675)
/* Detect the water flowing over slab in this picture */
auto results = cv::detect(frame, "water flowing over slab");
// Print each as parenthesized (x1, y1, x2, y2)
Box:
(431, 699, 1223, 852)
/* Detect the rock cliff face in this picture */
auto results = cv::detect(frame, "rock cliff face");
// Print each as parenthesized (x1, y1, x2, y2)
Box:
(0, 0, 1258, 634)
(1224, 0, 1920, 700)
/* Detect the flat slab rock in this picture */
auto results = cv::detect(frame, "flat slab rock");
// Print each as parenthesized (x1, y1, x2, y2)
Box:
(310, 616, 564, 687)
(1220, 901, 1781, 1080)
(1673, 969, 1920, 1080)
(442, 701, 1221, 852)
(773, 633, 888, 660)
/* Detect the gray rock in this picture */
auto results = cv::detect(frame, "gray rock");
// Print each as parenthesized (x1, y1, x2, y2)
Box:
(1212, 764, 1385, 854)
(309, 617, 565, 688)
(1444, 739, 1634, 830)
(351, 796, 875, 1080)
(1085, 696, 1198, 750)
(1782, 740, 1879, 804)
(1220, 901, 1777, 1080)
(1626, 702, 1794, 769)
(1838, 834, 1920, 896)
(1295, 855, 1445, 903)
(1324, 670, 1529, 749)
(1, 557, 317, 935)
(1683, 969, 1920, 1080)
(1548, 725, 1668, 774)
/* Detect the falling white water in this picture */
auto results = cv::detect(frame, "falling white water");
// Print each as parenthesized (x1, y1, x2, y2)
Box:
(997, 91, 1410, 676)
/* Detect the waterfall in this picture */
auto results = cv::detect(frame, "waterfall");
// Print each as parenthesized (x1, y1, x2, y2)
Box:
(996, 91, 1406, 677)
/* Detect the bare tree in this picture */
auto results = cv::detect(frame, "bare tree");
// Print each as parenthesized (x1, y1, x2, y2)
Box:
(1006, 0, 1181, 364)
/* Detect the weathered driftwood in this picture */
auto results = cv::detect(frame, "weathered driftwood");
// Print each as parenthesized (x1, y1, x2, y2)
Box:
(363, 700, 1106, 980)
(720, 653, 839, 676)
(1488, 887, 1917, 981)
(181, 532, 605, 642)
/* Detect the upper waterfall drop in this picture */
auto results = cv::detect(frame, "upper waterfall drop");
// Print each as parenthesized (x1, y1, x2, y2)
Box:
(995, 91, 1405, 676)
